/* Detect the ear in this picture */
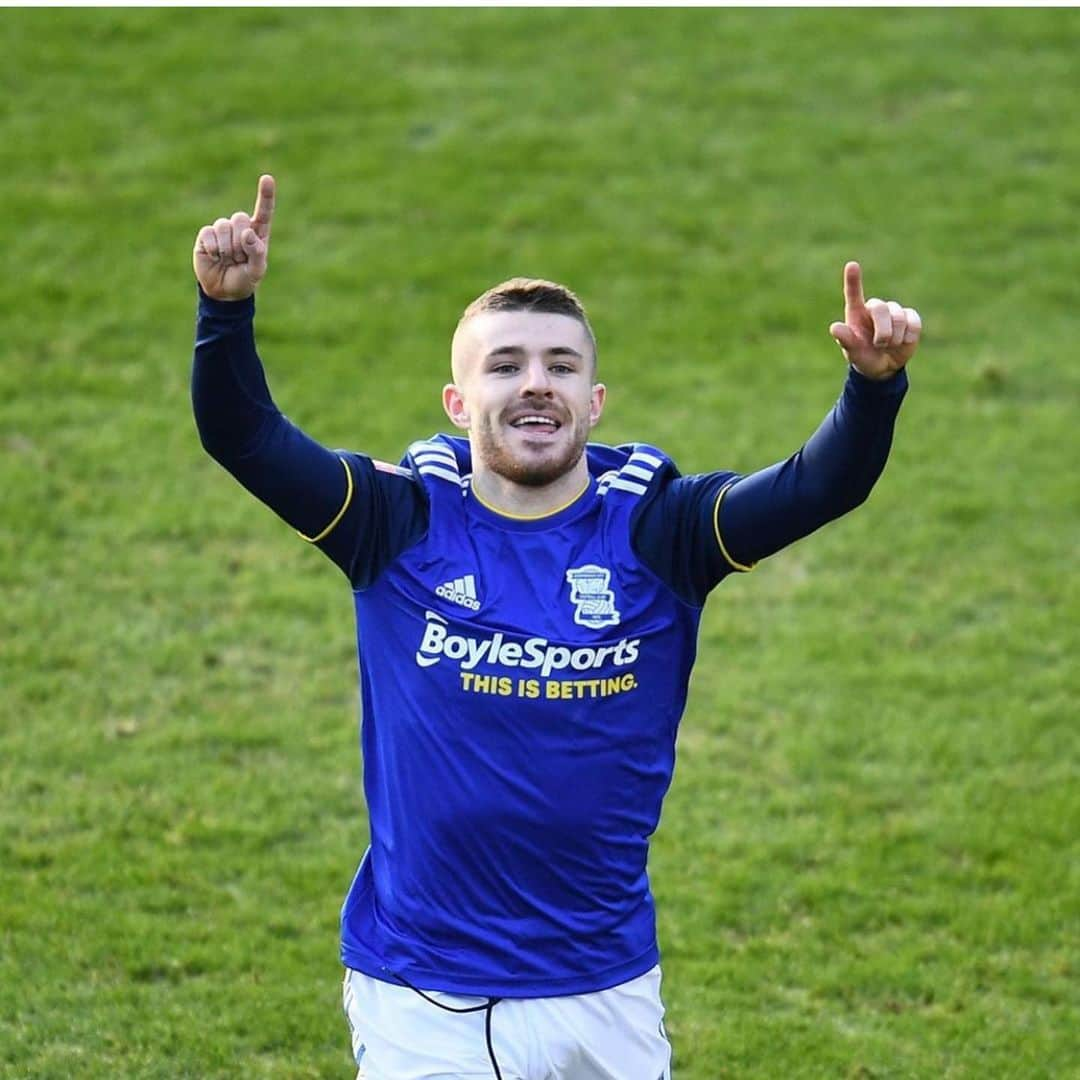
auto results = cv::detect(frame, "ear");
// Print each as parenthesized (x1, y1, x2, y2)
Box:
(442, 383, 470, 430)
(588, 383, 606, 428)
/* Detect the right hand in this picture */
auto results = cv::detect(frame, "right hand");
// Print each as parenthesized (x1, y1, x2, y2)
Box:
(193, 174, 276, 300)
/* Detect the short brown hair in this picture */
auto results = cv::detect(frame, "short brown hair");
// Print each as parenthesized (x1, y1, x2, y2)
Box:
(458, 278, 597, 365)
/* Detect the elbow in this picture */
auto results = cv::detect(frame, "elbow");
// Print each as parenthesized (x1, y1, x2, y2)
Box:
(795, 468, 873, 525)
(191, 394, 223, 457)
(191, 390, 274, 465)
(194, 417, 229, 463)
(192, 403, 248, 464)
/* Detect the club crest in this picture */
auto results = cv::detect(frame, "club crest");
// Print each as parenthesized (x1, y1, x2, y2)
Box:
(565, 564, 620, 629)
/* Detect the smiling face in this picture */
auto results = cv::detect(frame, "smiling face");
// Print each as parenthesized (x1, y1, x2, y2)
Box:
(444, 309, 606, 489)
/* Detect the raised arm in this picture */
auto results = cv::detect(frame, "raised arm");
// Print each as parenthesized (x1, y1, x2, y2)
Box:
(190, 176, 360, 567)
(718, 261, 923, 567)
(633, 263, 923, 603)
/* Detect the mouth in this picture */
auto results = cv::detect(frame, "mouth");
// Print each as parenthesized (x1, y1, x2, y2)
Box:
(507, 412, 563, 438)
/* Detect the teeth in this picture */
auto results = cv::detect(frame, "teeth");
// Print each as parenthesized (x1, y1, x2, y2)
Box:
(513, 416, 557, 427)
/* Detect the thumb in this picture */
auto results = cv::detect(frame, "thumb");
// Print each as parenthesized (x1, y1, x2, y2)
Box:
(242, 228, 267, 271)
(829, 322, 859, 353)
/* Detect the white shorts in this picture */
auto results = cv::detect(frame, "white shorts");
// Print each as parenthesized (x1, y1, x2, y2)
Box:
(342, 965, 673, 1080)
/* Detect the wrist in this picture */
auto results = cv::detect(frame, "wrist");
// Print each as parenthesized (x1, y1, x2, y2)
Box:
(846, 364, 908, 396)
(197, 283, 255, 318)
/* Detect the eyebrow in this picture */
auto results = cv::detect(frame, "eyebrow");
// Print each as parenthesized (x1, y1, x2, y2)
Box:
(485, 345, 584, 360)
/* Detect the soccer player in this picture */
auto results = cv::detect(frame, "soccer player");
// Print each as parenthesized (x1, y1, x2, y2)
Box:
(192, 175, 922, 1080)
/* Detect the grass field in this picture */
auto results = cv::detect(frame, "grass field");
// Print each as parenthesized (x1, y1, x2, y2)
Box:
(2, 8, 1078, 1078)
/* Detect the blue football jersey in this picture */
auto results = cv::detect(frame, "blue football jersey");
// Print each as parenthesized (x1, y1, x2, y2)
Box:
(340, 435, 703, 997)
(192, 294, 909, 1002)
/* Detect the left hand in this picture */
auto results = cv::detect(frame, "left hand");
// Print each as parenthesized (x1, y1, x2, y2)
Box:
(829, 261, 922, 380)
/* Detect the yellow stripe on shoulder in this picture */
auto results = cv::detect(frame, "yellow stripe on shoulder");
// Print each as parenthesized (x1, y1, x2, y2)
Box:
(712, 480, 756, 573)
(298, 456, 354, 544)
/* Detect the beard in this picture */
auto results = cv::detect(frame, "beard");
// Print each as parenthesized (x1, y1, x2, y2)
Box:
(474, 405, 591, 488)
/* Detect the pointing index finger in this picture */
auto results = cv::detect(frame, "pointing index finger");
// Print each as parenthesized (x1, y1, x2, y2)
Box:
(251, 174, 276, 239)
(843, 260, 866, 317)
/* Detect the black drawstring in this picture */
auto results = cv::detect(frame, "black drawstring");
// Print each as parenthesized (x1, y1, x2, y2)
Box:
(483, 999, 503, 1080)
(387, 969, 504, 1080)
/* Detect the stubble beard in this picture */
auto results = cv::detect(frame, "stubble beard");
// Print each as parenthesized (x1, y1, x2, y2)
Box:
(475, 409, 591, 488)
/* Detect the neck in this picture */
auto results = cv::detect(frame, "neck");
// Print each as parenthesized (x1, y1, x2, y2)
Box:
(469, 456, 591, 519)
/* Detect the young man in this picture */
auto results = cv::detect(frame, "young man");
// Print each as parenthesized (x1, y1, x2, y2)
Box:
(192, 176, 922, 1080)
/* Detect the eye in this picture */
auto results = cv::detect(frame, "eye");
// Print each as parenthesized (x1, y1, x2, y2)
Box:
(491, 363, 519, 375)
(550, 363, 574, 375)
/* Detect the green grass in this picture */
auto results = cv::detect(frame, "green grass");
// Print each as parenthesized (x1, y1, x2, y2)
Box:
(2, 8, 1078, 1078)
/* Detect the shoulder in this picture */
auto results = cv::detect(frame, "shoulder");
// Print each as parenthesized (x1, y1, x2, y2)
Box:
(320, 447, 437, 590)
(634, 467, 740, 540)
(402, 435, 471, 494)
(588, 442, 677, 501)
(336, 449, 422, 499)
(586, 441, 736, 522)
(630, 464, 746, 606)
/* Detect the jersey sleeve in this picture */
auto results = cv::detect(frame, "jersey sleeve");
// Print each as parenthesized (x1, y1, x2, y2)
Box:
(632, 470, 743, 607)
(717, 366, 908, 570)
(313, 454, 429, 589)
(191, 288, 427, 587)
(633, 366, 908, 606)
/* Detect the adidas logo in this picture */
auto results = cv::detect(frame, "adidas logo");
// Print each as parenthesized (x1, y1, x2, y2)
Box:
(435, 573, 481, 611)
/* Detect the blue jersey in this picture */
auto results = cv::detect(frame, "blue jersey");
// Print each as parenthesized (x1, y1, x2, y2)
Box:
(342, 436, 701, 996)
(192, 290, 909, 1000)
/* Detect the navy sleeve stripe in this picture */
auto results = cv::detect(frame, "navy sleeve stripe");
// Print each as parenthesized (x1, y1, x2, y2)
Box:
(598, 446, 665, 500)
(414, 449, 457, 466)
(418, 464, 461, 484)
(600, 476, 649, 497)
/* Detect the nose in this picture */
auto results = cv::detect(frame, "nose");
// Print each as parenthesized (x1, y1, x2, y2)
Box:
(521, 356, 552, 396)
